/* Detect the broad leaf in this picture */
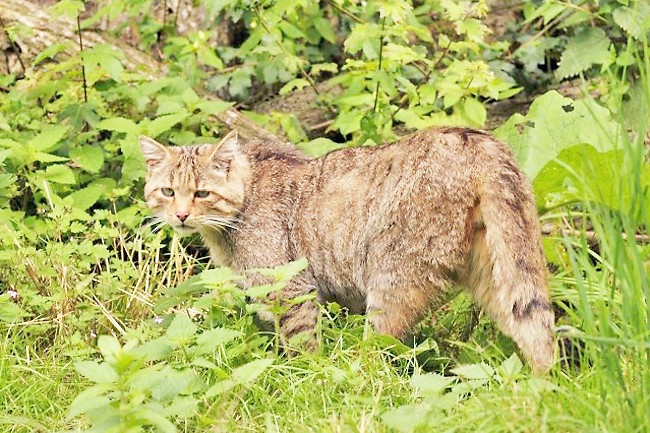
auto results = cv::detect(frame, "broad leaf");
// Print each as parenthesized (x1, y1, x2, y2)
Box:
(165, 313, 197, 344)
(70, 145, 104, 173)
(74, 361, 118, 384)
(494, 91, 624, 182)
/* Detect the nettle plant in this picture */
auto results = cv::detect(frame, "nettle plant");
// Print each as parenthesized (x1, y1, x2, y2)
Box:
(206, 0, 519, 146)
(0, 1, 233, 342)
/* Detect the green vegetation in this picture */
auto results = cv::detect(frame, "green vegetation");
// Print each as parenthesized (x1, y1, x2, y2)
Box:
(0, 0, 649, 431)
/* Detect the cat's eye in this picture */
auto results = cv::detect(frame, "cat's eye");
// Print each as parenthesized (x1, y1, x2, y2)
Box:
(194, 190, 210, 198)
(161, 187, 174, 197)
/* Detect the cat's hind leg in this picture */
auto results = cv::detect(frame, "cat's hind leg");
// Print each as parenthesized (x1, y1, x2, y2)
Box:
(365, 272, 452, 341)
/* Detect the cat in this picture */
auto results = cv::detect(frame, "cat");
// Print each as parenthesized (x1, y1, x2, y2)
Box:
(139, 126, 555, 374)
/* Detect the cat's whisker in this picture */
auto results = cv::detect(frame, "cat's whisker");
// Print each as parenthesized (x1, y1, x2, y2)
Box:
(202, 216, 240, 231)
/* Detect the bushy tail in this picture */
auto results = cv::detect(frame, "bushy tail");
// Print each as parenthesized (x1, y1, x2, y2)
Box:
(468, 164, 555, 374)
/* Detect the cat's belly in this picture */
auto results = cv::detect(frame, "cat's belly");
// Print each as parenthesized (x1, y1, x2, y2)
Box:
(313, 272, 367, 314)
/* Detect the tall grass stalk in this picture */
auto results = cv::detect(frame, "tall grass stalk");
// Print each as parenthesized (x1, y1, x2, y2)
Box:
(559, 39, 650, 431)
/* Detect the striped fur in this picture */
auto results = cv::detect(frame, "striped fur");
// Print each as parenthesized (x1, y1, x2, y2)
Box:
(139, 127, 555, 374)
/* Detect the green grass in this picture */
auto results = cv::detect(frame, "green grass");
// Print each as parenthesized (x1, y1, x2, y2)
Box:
(2, 28, 650, 433)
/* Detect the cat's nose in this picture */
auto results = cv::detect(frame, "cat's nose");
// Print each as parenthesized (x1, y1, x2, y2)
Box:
(176, 211, 189, 222)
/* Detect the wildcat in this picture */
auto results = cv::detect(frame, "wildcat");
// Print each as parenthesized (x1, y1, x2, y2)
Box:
(139, 127, 555, 374)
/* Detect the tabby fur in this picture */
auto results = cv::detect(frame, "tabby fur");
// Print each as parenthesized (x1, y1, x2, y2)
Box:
(139, 127, 555, 374)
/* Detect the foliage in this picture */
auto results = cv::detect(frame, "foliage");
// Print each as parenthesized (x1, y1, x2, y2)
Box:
(0, 0, 649, 432)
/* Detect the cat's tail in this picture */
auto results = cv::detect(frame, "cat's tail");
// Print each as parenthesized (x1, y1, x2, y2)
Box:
(468, 154, 555, 374)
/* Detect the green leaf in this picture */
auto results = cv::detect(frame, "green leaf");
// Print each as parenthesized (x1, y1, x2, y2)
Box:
(377, 0, 412, 23)
(97, 335, 122, 361)
(411, 373, 455, 397)
(613, 2, 650, 39)
(132, 338, 175, 361)
(67, 385, 113, 420)
(313, 17, 337, 43)
(163, 396, 199, 418)
(97, 117, 139, 135)
(205, 379, 236, 397)
(0, 300, 27, 322)
(47, 0, 85, 20)
(32, 152, 68, 163)
(497, 353, 523, 382)
(70, 145, 104, 173)
(556, 27, 612, 80)
(66, 185, 104, 210)
(450, 362, 495, 380)
(120, 138, 146, 183)
(81, 45, 125, 82)
(165, 313, 197, 344)
(195, 328, 243, 355)
(381, 403, 442, 433)
(44, 164, 75, 184)
(297, 137, 346, 158)
(248, 258, 308, 283)
(30, 125, 68, 152)
(279, 78, 310, 95)
(494, 91, 624, 182)
(74, 360, 118, 384)
(144, 110, 191, 138)
(132, 406, 177, 433)
(232, 358, 275, 385)
(34, 44, 69, 65)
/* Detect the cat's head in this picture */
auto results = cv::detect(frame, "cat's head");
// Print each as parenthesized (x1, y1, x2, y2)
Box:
(138, 131, 250, 236)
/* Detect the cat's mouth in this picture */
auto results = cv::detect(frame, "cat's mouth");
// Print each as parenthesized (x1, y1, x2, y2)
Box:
(172, 223, 198, 236)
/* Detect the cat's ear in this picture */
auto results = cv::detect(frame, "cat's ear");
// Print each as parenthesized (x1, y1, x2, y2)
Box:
(138, 136, 170, 168)
(205, 131, 239, 169)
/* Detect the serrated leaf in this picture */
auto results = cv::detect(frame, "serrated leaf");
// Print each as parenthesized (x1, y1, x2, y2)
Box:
(163, 396, 199, 417)
(377, 0, 412, 23)
(70, 145, 104, 173)
(450, 362, 495, 380)
(556, 27, 611, 80)
(97, 117, 139, 135)
(145, 110, 190, 138)
(81, 45, 125, 82)
(381, 402, 442, 433)
(279, 78, 310, 95)
(131, 337, 175, 361)
(132, 406, 177, 433)
(30, 125, 68, 152)
(47, 0, 85, 20)
(297, 137, 346, 158)
(613, 2, 650, 39)
(233, 358, 274, 385)
(205, 379, 236, 397)
(411, 373, 455, 396)
(247, 258, 308, 283)
(498, 353, 523, 381)
(97, 335, 122, 360)
(32, 152, 68, 163)
(34, 43, 69, 65)
(66, 185, 104, 210)
(195, 327, 243, 355)
(66, 385, 113, 420)
(74, 361, 118, 383)
(44, 164, 75, 184)
(165, 313, 197, 343)
(0, 301, 27, 322)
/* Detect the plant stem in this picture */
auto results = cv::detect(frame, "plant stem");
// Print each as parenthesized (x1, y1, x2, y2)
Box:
(372, 17, 386, 113)
(76, 2, 88, 103)
(253, 7, 336, 116)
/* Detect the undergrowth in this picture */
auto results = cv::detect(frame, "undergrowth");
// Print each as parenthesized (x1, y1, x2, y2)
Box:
(0, 0, 649, 432)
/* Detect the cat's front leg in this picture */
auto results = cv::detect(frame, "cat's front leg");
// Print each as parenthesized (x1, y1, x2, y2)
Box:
(276, 272, 320, 354)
